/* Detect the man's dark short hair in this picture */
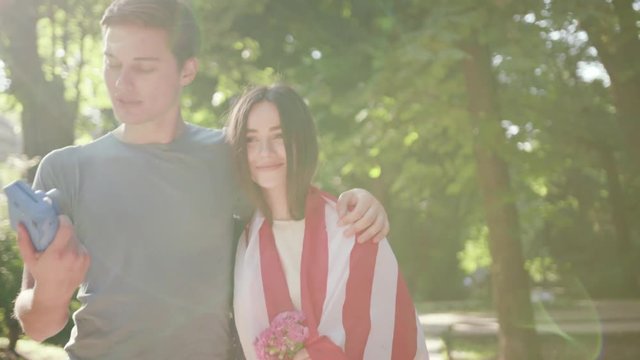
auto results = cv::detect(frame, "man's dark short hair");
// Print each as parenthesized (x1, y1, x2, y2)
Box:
(101, 0, 200, 65)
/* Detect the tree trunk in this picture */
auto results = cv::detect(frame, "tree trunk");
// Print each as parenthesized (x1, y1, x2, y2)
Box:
(578, 0, 640, 293)
(0, 0, 75, 181)
(462, 39, 541, 360)
(599, 147, 638, 294)
(580, 0, 640, 167)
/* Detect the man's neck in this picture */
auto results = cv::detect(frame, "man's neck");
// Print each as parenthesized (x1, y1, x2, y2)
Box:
(114, 118, 186, 145)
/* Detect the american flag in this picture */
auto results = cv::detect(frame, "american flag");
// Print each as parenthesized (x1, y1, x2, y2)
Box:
(234, 189, 429, 359)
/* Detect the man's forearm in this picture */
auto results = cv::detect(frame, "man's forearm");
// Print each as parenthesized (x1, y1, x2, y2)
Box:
(14, 288, 70, 342)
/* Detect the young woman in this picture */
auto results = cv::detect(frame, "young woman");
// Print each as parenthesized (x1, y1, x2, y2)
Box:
(227, 85, 428, 359)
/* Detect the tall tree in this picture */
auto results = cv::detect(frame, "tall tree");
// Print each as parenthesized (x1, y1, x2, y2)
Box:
(579, 0, 640, 164)
(578, 0, 640, 291)
(462, 38, 541, 359)
(0, 0, 106, 350)
(0, 0, 74, 180)
(548, 0, 640, 293)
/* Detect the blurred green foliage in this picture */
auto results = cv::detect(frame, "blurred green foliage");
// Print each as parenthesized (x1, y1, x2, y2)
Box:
(0, 0, 639, 349)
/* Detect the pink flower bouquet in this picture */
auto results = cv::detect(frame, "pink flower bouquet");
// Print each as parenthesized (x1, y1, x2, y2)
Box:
(254, 310, 309, 360)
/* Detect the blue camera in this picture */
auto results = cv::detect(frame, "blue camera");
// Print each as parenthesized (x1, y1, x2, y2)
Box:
(3, 180, 59, 252)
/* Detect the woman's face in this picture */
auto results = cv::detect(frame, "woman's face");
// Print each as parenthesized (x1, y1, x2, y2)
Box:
(246, 101, 288, 193)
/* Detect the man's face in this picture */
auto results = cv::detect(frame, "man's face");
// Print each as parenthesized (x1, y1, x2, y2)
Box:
(103, 24, 194, 126)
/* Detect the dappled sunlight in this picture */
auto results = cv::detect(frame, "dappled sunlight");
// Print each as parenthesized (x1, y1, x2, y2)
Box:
(1, 0, 639, 358)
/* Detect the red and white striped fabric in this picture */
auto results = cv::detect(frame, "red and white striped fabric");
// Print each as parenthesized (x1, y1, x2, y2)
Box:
(233, 188, 429, 359)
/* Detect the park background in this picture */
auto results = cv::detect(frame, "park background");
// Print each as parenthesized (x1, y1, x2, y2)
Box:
(0, 0, 639, 359)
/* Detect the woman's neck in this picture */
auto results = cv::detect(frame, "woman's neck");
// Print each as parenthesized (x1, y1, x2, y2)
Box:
(263, 185, 292, 220)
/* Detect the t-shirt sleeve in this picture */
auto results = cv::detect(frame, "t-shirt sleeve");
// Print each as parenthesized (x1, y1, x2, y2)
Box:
(32, 149, 74, 218)
(33, 153, 56, 191)
(233, 187, 253, 223)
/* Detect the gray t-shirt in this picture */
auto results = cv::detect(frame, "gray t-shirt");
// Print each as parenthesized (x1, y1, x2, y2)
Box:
(33, 124, 241, 359)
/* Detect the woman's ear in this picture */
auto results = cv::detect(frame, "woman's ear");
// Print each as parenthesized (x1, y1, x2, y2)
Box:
(180, 57, 199, 86)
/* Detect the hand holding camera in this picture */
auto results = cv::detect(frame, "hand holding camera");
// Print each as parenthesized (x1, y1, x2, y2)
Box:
(4, 180, 59, 252)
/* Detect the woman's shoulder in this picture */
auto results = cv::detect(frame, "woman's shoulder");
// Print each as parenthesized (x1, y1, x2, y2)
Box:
(314, 188, 338, 206)
(311, 188, 339, 217)
(312, 189, 351, 241)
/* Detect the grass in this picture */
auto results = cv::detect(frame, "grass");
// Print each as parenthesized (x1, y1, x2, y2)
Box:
(446, 339, 497, 360)
(3, 299, 640, 359)
(0, 338, 65, 360)
(416, 300, 492, 314)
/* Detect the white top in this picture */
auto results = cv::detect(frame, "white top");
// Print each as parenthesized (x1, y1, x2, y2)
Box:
(272, 219, 305, 310)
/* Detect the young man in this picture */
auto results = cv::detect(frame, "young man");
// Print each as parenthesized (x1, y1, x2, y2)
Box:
(13, 0, 389, 359)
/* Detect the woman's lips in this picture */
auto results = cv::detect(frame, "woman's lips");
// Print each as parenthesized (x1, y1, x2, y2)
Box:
(255, 163, 284, 171)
